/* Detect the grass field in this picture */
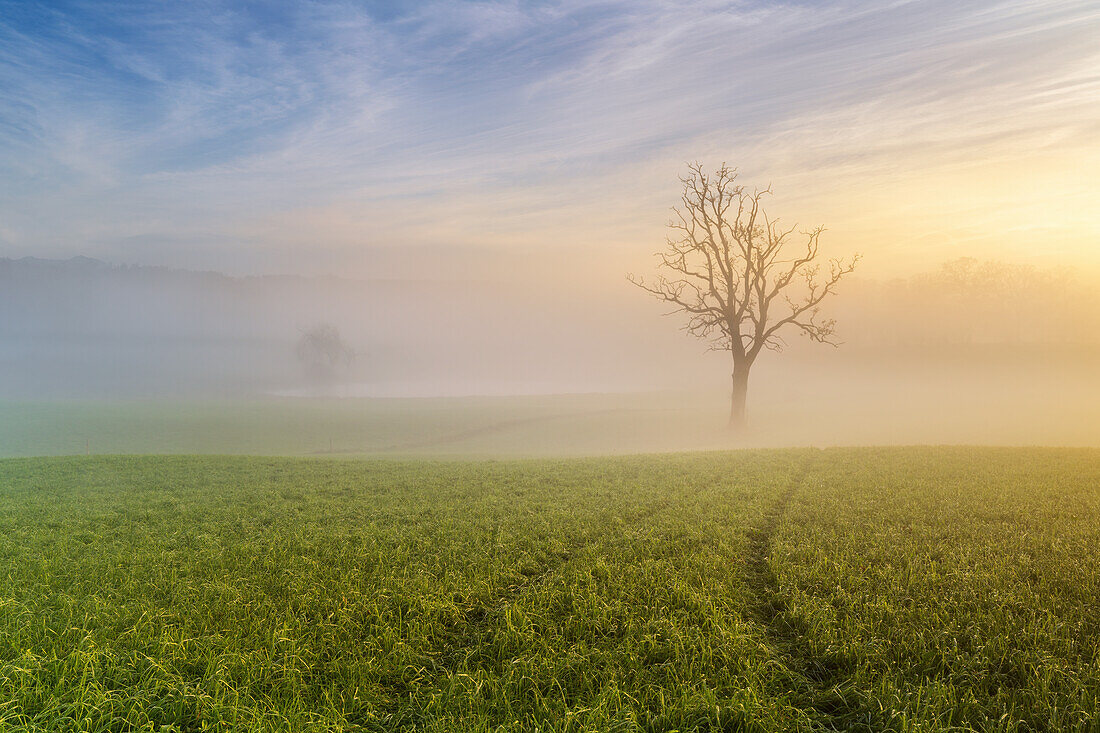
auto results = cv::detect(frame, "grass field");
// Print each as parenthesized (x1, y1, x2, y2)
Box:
(0, 395, 713, 458)
(2, 448, 1098, 731)
(4, 387, 1100, 460)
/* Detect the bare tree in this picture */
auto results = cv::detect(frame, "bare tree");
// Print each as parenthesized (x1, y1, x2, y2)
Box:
(295, 323, 355, 382)
(629, 163, 859, 427)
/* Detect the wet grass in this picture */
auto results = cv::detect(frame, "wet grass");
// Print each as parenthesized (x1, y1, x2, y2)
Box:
(0, 448, 1098, 730)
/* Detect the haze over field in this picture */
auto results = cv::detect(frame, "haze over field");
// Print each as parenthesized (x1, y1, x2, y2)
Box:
(1, 0, 1099, 450)
(3, 253, 1100, 454)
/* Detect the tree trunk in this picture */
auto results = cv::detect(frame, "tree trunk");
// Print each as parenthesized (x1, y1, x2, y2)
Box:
(729, 362, 750, 429)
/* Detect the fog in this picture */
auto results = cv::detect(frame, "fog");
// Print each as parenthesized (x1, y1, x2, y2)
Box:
(3, 253, 1100, 455)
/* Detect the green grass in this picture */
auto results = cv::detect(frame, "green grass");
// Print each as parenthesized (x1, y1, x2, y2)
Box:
(6, 390, 1100, 459)
(1, 448, 1098, 730)
(0, 396, 731, 458)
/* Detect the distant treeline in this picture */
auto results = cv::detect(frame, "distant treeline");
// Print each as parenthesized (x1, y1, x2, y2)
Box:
(834, 258, 1100, 350)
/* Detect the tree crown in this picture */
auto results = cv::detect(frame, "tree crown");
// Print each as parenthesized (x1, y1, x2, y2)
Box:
(629, 162, 858, 359)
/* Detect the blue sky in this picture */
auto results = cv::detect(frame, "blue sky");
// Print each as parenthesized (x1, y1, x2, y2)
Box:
(1, 0, 1098, 277)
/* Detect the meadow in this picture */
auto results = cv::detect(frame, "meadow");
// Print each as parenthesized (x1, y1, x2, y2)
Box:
(1, 448, 1098, 731)
(4, 375, 1100, 460)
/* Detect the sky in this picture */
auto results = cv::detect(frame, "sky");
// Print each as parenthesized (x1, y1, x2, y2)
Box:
(1, 0, 1098, 280)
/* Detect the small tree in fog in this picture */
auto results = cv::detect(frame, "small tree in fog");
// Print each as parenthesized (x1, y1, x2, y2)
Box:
(295, 324, 354, 382)
(629, 163, 858, 428)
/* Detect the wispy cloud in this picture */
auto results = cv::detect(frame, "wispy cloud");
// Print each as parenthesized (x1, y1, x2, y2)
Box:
(0, 0, 1097, 274)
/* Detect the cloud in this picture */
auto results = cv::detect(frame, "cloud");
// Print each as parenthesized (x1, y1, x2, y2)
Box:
(0, 0, 1097, 275)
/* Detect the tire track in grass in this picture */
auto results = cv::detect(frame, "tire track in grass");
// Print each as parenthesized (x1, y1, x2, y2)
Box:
(305, 409, 640, 454)
(456, 493, 679, 635)
(357, 493, 682, 725)
(416, 493, 681, 692)
(387, 408, 637, 452)
(744, 453, 881, 731)
(744, 456, 810, 632)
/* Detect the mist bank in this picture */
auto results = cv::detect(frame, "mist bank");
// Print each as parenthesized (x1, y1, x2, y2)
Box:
(2, 254, 1099, 406)
(0, 255, 681, 398)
